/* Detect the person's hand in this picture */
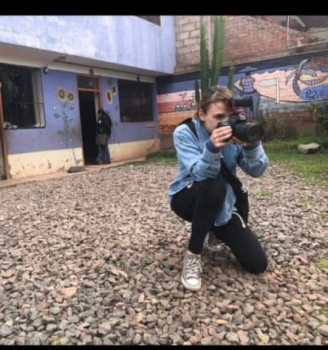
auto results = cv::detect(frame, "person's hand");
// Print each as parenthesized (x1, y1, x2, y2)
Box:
(210, 126, 233, 148)
(232, 136, 252, 147)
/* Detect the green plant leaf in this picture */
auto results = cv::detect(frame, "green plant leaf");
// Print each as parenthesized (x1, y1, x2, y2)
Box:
(211, 16, 224, 86)
(200, 23, 209, 94)
(194, 80, 200, 109)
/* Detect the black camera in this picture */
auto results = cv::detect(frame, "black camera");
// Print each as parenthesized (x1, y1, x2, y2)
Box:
(217, 97, 264, 143)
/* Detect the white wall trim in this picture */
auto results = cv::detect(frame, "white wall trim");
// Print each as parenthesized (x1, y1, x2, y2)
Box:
(0, 55, 156, 83)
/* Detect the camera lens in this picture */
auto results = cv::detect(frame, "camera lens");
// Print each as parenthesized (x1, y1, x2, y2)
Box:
(247, 124, 264, 143)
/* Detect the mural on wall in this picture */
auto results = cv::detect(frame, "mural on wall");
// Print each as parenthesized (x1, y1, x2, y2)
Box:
(175, 92, 197, 111)
(233, 58, 328, 103)
(54, 87, 76, 146)
(285, 59, 328, 101)
(236, 66, 261, 120)
(157, 56, 328, 134)
(157, 90, 198, 133)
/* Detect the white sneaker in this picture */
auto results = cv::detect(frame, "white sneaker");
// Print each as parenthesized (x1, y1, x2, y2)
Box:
(205, 231, 222, 253)
(181, 250, 202, 291)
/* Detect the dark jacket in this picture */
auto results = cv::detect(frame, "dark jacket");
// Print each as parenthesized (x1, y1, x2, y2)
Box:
(96, 110, 112, 137)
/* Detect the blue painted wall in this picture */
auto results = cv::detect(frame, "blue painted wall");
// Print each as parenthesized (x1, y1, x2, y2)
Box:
(6, 69, 82, 155)
(5, 69, 159, 155)
(100, 76, 158, 144)
(0, 16, 175, 74)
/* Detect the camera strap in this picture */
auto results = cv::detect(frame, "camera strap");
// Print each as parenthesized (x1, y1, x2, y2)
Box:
(181, 118, 246, 196)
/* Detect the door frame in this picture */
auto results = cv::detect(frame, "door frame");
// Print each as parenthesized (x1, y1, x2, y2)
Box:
(76, 74, 102, 164)
(0, 82, 10, 179)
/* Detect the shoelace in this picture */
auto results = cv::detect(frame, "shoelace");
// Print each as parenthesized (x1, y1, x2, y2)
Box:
(185, 256, 202, 278)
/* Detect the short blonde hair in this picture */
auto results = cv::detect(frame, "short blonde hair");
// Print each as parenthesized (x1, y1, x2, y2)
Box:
(199, 86, 233, 114)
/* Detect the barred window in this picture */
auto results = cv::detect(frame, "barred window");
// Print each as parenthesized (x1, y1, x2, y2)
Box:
(118, 79, 154, 122)
(0, 63, 45, 129)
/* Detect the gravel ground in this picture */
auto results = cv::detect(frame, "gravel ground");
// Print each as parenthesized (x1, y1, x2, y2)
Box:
(0, 162, 327, 345)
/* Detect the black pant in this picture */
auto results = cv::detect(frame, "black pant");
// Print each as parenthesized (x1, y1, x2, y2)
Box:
(171, 177, 268, 274)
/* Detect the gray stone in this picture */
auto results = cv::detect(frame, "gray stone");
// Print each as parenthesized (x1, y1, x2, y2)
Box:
(0, 325, 13, 337)
(289, 248, 299, 255)
(170, 334, 183, 344)
(98, 322, 112, 335)
(133, 333, 142, 345)
(46, 324, 58, 332)
(277, 233, 286, 242)
(237, 330, 249, 344)
(15, 336, 26, 345)
(226, 332, 239, 343)
(297, 143, 320, 154)
(243, 303, 255, 317)
(50, 306, 60, 315)
(81, 335, 93, 345)
(182, 313, 194, 327)
(146, 314, 157, 324)
(318, 324, 328, 337)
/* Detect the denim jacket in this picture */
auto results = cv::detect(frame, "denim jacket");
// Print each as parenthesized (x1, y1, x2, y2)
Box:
(167, 118, 269, 226)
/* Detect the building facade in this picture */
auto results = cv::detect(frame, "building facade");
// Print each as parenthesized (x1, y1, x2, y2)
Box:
(157, 16, 328, 141)
(0, 16, 175, 179)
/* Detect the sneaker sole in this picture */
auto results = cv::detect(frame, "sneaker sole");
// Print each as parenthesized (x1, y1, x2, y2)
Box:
(181, 275, 201, 291)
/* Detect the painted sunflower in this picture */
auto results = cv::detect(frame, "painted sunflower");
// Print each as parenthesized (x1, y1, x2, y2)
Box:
(106, 90, 113, 104)
(111, 85, 117, 95)
(67, 91, 75, 102)
(57, 88, 66, 101)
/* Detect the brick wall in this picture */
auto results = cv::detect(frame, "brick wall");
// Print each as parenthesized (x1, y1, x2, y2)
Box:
(175, 15, 322, 74)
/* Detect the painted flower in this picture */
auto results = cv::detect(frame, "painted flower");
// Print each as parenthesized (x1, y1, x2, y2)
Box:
(106, 90, 113, 104)
(57, 88, 66, 101)
(67, 91, 75, 102)
(111, 85, 117, 95)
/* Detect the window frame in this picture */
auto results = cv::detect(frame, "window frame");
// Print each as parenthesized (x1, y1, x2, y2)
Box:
(0, 63, 46, 130)
(118, 79, 154, 123)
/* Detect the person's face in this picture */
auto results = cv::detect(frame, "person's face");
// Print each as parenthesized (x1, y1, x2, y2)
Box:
(199, 101, 229, 134)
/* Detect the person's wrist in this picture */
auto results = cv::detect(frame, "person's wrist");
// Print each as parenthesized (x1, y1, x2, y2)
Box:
(206, 139, 221, 153)
(243, 141, 260, 150)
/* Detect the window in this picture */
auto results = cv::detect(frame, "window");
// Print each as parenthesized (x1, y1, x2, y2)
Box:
(0, 64, 45, 129)
(77, 75, 99, 90)
(136, 16, 161, 26)
(118, 80, 154, 122)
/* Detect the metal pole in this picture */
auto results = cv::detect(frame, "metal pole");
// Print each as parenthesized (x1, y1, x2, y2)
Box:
(276, 78, 280, 104)
(287, 15, 290, 48)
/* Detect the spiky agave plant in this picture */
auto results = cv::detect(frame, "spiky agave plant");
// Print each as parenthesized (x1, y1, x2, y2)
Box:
(194, 22, 209, 110)
(211, 16, 225, 87)
(200, 23, 210, 96)
(194, 16, 226, 110)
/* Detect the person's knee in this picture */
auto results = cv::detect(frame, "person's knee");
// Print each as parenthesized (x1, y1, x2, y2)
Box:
(198, 177, 226, 205)
(243, 252, 268, 274)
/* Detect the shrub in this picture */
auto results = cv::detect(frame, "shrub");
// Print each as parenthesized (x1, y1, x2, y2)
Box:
(307, 102, 328, 136)
(257, 110, 298, 140)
